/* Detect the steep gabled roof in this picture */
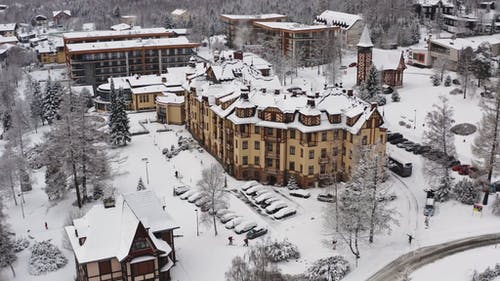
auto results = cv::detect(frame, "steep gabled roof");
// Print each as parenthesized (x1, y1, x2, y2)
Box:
(357, 25, 373, 48)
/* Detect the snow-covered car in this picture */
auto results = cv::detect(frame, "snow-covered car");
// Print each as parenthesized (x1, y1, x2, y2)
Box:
(195, 196, 210, 207)
(173, 185, 189, 196)
(254, 192, 276, 204)
(216, 209, 231, 218)
(180, 190, 196, 200)
(265, 201, 288, 214)
(317, 193, 335, 203)
(261, 196, 281, 208)
(187, 192, 203, 203)
(245, 185, 265, 196)
(234, 221, 257, 234)
(220, 213, 239, 223)
(246, 226, 268, 239)
(423, 198, 435, 216)
(225, 217, 244, 229)
(241, 180, 260, 191)
(273, 207, 297, 220)
(289, 189, 311, 198)
(253, 188, 271, 197)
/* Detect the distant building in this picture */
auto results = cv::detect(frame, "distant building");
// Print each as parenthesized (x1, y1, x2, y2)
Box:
(52, 10, 72, 26)
(414, 0, 454, 20)
(171, 9, 189, 22)
(35, 37, 65, 64)
(0, 23, 17, 37)
(111, 23, 132, 31)
(0, 35, 18, 46)
(65, 190, 179, 281)
(33, 14, 48, 26)
(314, 10, 364, 48)
(220, 14, 287, 48)
(357, 26, 406, 87)
(252, 21, 338, 65)
(121, 15, 137, 26)
(63, 28, 200, 85)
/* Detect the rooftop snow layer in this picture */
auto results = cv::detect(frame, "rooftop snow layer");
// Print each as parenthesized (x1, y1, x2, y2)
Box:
(430, 34, 500, 50)
(66, 36, 197, 52)
(357, 25, 373, 47)
(0, 23, 16, 32)
(63, 27, 171, 39)
(315, 10, 362, 30)
(254, 21, 335, 31)
(221, 13, 286, 20)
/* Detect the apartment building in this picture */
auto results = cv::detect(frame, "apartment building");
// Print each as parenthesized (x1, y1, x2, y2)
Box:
(182, 55, 385, 187)
(314, 10, 364, 48)
(220, 14, 287, 48)
(65, 190, 179, 281)
(65, 36, 200, 86)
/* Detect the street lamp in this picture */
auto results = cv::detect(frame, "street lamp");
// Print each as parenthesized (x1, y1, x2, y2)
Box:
(195, 209, 199, 236)
(18, 193, 25, 219)
(414, 109, 417, 130)
(141, 157, 150, 185)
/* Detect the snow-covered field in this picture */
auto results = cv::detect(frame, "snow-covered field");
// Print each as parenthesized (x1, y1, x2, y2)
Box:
(1, 46, 499, 281)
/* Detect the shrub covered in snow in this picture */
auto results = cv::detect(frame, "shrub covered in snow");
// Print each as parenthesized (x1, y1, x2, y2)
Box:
(431, 75, 441, 86)
(492, 197, 500, 216)
(444, 75, 452, 87)
(471, 264, 500, 281)
(264, 239, 300, 262)
(305, 256, 350, 281)
(391, 91, 400, 102)
(453, 179, 480, 205)
(13, 237, 30, 252)
(29, 240, 68, 275)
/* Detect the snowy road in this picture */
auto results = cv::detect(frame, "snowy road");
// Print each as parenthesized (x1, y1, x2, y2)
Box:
(366, 233, 500, 281)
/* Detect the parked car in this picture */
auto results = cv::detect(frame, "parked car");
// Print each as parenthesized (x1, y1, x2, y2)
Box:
(188, 192, 203, 203)
(265, 201, 288, 214)
(383, 85, 394, 95)
(289, 189, 311, 198)
(253, 188, 271, 197)
(234, 221, 257, 234)
(414, 145, 431, 155)
(261, 196, 281, 208)
(241, 180, 260, 191)
(317, 193, 335, 203)
(216, 209, 231, 218)
(180, 190, 196, 200)
(339, 65, 348, 70)
(220, 213, 239, 223)
(390, 137, 406, 145)
(405, 144, 419, 152)
(254, 192, 276, 204)
(173, 185, 189, 196)
(452, 78, 460, 85)
(377, 194, 397, 202)
(457, 165, 472, 175)
(225, 217, 244, 229)
(396, 141, 414, 149)
(387, 132, 402, 141)
(195, 196, 210, 207)
(245, 185, 266, 196)
(246, 226, 268, 239)
(349, 62, 357, 67)
(274, 207, 297, 219)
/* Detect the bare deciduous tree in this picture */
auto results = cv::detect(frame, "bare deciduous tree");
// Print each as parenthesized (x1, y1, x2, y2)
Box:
(197, 163, 227, 236)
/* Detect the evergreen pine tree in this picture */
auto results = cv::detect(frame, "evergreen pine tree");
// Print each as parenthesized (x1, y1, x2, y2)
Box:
(360, 66, 381, 102)
(137, 177, 146, 191)
(0, 200, 17, 277)
(391, 91, 401, 102)
(453, 178, 479, 205)
(44, 151, 67, 201)
(42, 79, 63, 124)
(287, 174, 298, 190)
(30, 80, 45, 127)
(109, 85, 131, 146)
(432, 74, 441, 86)
(444, 75, 452, 87)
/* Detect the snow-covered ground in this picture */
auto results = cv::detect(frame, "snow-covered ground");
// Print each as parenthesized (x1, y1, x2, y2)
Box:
(1, 45, 499, 281)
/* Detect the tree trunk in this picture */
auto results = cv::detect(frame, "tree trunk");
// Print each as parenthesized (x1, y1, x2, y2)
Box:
(484, 96, 500, 205)
(9, 263, 15, 277)
(9, 172, 17, 206)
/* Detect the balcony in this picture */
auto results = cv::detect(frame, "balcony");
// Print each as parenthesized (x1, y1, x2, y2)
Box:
(265, 168, 280, 175)
(300, 139, 317, 147)
(319, 173, 331, 180)
(319, 156, 330, 164)
(265, 152, 280, 159)
(264, 135, 281, 142)
(237, 131, 250, 138)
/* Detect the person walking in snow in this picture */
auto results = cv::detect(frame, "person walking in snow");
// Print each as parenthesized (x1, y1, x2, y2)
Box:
(244, 238, 249, 247)
(44, 222, 48, 230)
(228, 236, 234, 246)
(407, 234, 413, 245)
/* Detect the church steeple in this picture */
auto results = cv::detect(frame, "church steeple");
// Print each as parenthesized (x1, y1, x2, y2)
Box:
(356, 25, 373, 85)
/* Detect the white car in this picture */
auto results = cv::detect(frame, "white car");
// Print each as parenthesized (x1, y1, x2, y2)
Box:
(273, 207, 297, 219)
(254, 192, 275, 204)
(225, 217, 244, 229)
(289, 189, 311, 198)
(180, 190, 196, 200)
(234, 221, 257, 234)
(187, 192, 203, 203)
(220, 213, 239, 223)
(265, 201, 288, 214)
(216, 209, 231, 218)
(253, 188, 271, 197)
(245, 185, 265, 196)
(261, 196, 281, 207)
(241, 180, 260, 191)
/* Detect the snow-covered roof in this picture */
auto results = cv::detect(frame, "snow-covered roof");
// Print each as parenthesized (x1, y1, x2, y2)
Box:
(254, 21, 336, 32)
(52, 10, 71, 17)
(0, 23, 16, 32)
(156, 93, 185, 104)
(123, 190, 179, 233)
(416, 0, 454, 7)
(0, 43, 14, 55)
(131, 84, 169, 95)
(65, 190, 178, 264)
(221, 13, 287, 20)
(63, 27, 171, 39)
(430, 34, 500, 50)
(171, 9, 187, 16)
(66, 36, 197, 52)
(111, 23, 132, 31)
(71, 85, 95, 97)
(372, 49, 404, 70)
(82, 23, 96, 31)
(0, 36, 18, 44)
(315, 10, 362, 30)
(357, 25, 373, 47)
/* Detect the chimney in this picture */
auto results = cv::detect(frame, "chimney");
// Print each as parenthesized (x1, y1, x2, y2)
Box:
(234, 50, 243, 60)
(274, 89, 280, 95)
(315, 92, 320, 98)
(241, 92, 249, 100)
(371, 102, 378, 110)
(78, 237, 86, 246)
(307, 98, 316, 108)
(347, 89, 353, 97)
(161, 77, 167, 83)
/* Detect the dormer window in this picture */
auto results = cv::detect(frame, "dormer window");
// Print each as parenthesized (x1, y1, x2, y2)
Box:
(78, 237, 86, 246)
(131, 237, 149, 251)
